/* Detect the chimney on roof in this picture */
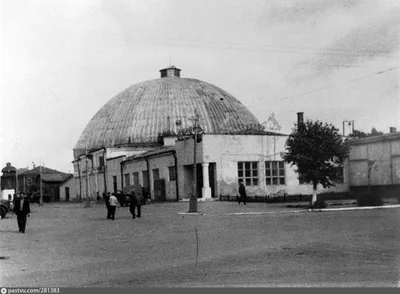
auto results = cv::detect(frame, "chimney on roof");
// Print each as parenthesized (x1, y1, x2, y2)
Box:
(160, 65, 181, 78)
(297, 112, 304, 130)
(390, 127, 397, 133)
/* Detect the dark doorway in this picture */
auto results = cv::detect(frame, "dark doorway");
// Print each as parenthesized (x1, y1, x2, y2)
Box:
(142, 171, 149, 188)
(209, 163, 216, 198)
(183, 164, 203, 198)
(154, 179, 166, 202)
(196, 163, 203, 198)
(113, 176, 117, 194)
(65, 187, 70, 201)
(51, 187, 60, 201)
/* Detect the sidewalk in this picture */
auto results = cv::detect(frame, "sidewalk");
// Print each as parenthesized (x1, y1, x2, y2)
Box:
(178, 199, 400, 215)
(177, 200, 310, 215)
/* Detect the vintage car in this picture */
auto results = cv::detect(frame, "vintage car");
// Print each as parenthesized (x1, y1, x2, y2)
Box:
(0, 199, 12, 219)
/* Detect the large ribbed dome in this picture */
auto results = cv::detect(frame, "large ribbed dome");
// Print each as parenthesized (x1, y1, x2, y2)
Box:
(74, 67, 260, 154)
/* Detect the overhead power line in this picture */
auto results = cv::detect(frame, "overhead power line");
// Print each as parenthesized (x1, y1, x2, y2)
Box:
(138, 37, 397, 58)
(282, 67, 398, 100)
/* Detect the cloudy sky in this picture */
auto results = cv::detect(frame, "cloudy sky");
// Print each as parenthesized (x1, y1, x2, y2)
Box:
(1, 0, 399, 173)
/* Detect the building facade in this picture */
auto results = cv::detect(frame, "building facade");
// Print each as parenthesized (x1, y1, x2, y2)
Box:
(60, 176, 76, 201)
(347, 128, 400, 197)
(72, 66, 355, 202)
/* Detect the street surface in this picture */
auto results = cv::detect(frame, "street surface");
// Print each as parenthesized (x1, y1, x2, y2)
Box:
(1, 201, 399, 287)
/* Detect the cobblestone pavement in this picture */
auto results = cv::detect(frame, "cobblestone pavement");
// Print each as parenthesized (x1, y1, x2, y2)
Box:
(1, 201, 399, 287)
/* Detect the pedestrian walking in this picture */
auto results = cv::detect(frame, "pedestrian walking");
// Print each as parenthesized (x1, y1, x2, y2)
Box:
(104, 192, 111, 219)
(142, 187, 151, 204)
(13, 192, 31, 233)
(238, 182, 247, 205)
(129, 188, 142, 219)
(108, 193, 118, 220)
(116, 190, 125, 207)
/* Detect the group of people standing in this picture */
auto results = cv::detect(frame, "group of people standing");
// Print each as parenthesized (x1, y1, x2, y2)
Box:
(104, 189, 142, 220)
(11, 184, 242, 232)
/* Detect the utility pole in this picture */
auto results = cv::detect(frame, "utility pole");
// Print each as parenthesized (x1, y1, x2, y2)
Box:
(15, 169, 18, 195)
(85, 147, 91, 208)
(189, 109, 200, 213)
(39, 164, 43, 206)
(77, 160, 82, 202)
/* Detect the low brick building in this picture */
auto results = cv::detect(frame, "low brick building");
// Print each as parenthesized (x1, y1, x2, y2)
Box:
(18, 166, 72, 202)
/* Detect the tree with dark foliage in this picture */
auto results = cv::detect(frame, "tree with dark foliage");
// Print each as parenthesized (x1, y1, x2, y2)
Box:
(348, 129, 368, 138)
(283, 120, 350, 206)
(348, 127, 384, 139)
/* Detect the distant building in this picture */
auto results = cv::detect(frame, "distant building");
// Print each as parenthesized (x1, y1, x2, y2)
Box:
(18, 166, 72, 201)
(347, 127, 400, 196)
(59, 175, 75, 201)
(1, 162, 17, 191)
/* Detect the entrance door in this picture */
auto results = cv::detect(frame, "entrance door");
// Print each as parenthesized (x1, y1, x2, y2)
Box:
(209, 163, 216, 198)
(196, 163, 203, 198)
(65, 187, 70, 201)
(113, 176, 117, 194)
(53, 187, 60, 201)
(183, 164, 202, 198)
(154, 179, 166, 201)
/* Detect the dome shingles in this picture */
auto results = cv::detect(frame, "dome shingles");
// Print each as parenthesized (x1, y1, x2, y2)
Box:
(74, 77, 260, 153)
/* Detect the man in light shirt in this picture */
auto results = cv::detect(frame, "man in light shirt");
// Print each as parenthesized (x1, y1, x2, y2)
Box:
(108, 193, 118, 220)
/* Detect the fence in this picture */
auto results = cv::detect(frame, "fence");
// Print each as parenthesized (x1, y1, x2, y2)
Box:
(219, 192, 351, 203)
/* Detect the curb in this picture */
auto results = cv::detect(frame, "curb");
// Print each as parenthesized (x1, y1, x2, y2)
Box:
(179, 198, 219, 202)
(178, 204, 400, 216)
(224, 210, 307, 215)
(309, 204, 400, 212)
(178, 210, 307, 216)
(178, 212, 205, 216)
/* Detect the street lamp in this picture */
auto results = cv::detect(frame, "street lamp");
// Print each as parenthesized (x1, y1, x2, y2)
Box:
(39, 163, 43, 206)
(188, 110, 203, 213)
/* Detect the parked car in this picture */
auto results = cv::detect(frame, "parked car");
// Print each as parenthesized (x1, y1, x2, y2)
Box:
(0, 199, 12, 219)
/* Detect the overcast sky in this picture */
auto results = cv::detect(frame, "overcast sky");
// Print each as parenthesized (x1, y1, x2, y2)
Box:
(1, 0, 399, 173)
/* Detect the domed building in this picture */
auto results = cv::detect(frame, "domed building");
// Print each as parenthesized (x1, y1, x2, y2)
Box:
(72, 66, 348, 202)
(74, 66, 260, 157)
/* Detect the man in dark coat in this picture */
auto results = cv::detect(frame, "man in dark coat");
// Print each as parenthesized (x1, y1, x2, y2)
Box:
(13, 192, 31, 233)
(104, 192, 111, 219)
(116, 190, 125, 207)
(238, 182, 247, 205)
(129, 184, 143, 219)
(129, 190, 137, 219)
